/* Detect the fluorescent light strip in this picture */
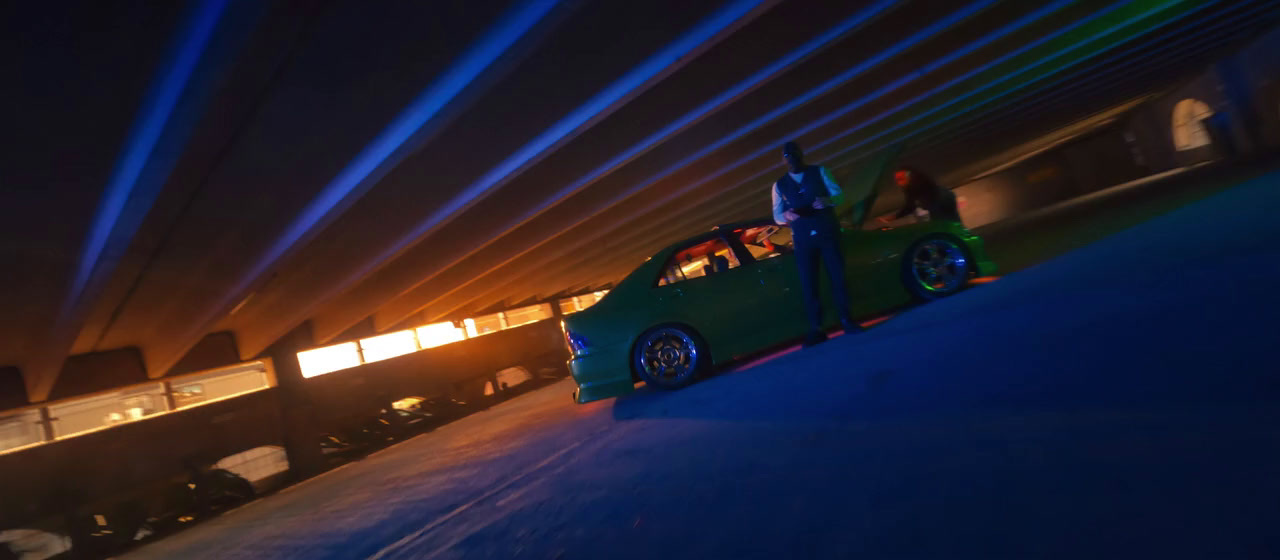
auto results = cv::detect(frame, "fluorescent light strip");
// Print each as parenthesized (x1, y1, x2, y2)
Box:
(490, 0, 898, 233)
(70, 0, 228, 311)
(510, 0, 1197, 288)
(662, 0, 1185, 205)
(699, 0, 1238, 222)
(246, 0, 768, 348)
(246, 0, 561, 281)
(355, 0, 768, 277)
(902, 1, 1269, 152)
(384, 0, 1005, 323)
(553, 0, 1090, 247)
(811, 0, 1216, 164)
(587, 0, 1003, 208)
(180, 1, 561, 359)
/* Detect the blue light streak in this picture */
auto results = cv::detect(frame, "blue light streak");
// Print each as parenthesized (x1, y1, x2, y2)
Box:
(904, 0, 1260, 150)
(245, 0, 562, 285)
(813, 1, 1213, 165)
(658, 0, 1156, 203)
(371, 0, 898, 315)
(499, 0, 897, 229)
(182, 0, 561, 362)
(523, 0, 1148, 278)
(609, 0, 1000, 196)
(68, 0, 227, 314)
(382, 0, 1023, 321)
(513, 0, 1042, 233)
(357, 0, 767, 274)
(450, 1, 1253, 310)
(714, 1, 1243, 206)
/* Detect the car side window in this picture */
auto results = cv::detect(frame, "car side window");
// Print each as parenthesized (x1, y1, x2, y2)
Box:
(739, 225, 794, 261)
(656, 237, 741, 286)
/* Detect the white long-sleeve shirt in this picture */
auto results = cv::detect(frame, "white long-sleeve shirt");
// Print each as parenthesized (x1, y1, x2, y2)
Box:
(771, 166, 846, 225)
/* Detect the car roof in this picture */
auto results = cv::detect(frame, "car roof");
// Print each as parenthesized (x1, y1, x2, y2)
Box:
(649, 217, 774, 260)
(712, 217, 774, 232)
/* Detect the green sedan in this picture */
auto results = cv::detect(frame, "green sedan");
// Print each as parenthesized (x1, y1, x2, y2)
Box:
(561, 219, 997, 403)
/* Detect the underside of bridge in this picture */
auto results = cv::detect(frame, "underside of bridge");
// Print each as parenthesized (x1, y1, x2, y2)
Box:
(4, 0, 1278, 402)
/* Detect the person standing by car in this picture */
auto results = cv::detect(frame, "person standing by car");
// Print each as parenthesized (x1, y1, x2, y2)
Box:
(879, 166, 962, 225)
(771, 141, 863, 346)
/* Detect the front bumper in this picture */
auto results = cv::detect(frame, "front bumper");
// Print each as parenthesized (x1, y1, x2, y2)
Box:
(957, 227, 998, 277)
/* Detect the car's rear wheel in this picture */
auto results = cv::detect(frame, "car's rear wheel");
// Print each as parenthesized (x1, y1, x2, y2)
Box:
(632, 325, 706, 390)
(902, 234, 972, 300)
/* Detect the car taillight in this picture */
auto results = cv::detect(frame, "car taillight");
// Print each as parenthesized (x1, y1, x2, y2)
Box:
(560, 321, 590, 355)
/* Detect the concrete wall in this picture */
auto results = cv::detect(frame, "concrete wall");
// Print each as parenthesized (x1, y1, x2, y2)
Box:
(302, 319, 567, 432)
(0, 390, 285, 529)
(893, 26, 1280, 231)
(1126, 71, 1228, 172)
(877, 125, 1148, 230)
(0, 319, 567, 531)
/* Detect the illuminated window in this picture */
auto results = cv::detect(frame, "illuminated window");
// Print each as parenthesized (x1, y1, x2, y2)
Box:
(0, 409, 45, 454)
(740, 225, 792, 261)
(216, 445, 289, 487)
(495, 366, 533, 389)
(297, 342, 362, 378)
(170, 362, 271, 408)
(657, 237, 741, 286)
(558, 298, 579, 315)
(415, 322, 466, 349)
(359, 330, 419, 363)
(48, 384, 169, 439)
(503, 303, 552, 328)
(472, 313, 503, 336)
(1172, 98, 1214, 151)
(463, 318, 479, 338)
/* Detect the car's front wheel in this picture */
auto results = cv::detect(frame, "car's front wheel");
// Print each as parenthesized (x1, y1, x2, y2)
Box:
(632, 325, 706, 390)
(902, 234, 972, 300)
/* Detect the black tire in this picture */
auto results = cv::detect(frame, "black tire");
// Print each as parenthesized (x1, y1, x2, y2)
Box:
(901, 234, 973, 301)
(631, 325, 708, 390)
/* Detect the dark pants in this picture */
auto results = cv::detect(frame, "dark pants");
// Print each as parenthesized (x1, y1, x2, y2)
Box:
(792, 220, 854, 332)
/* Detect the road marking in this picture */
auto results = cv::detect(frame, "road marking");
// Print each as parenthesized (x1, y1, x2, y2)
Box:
(365, 434, 596, 560)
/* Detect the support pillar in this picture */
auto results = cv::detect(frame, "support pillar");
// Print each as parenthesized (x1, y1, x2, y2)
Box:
(261, 322, 326, 481)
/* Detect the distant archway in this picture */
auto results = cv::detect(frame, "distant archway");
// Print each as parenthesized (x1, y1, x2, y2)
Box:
(1171, 98, 1214, 151)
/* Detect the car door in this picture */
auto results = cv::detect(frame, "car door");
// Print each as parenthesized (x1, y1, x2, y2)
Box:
(649, 235, 761, 360)
(734, 225, 810, 345)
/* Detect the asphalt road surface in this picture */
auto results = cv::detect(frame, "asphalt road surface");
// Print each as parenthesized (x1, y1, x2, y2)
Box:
(125, 165, 1280, 559)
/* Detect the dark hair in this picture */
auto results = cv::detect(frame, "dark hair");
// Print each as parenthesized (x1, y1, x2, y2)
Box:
(897, 165, 939, 191)
(782, 141, 800, 153)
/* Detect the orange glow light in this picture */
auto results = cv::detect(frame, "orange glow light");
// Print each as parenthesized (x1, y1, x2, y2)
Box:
(297, 342, 362, 378)
(416, 322, 466, 349)
(359, 330, 419, 363)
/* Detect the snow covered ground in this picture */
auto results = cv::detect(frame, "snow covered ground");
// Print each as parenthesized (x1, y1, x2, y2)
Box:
(125, 170, 1280, 559)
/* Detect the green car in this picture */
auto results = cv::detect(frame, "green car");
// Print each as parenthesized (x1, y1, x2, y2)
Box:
(561, 218, 997, 403)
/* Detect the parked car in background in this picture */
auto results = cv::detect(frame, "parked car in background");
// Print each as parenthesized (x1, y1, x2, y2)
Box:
(562, 218, 996, 403)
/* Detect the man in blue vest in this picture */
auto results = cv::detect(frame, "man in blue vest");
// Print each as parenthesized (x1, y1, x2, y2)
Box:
(771, 141, 863, 347)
